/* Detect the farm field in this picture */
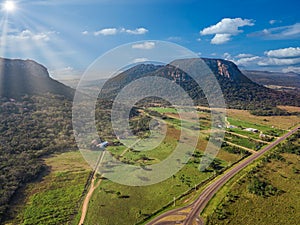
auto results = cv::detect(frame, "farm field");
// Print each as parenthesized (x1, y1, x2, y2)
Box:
(3, 152, 91, 225)
(205, 131, 300, 225)
(5, 106, 298, 225)
(226, 108, 300, 130)
(83, 107, 282, 225)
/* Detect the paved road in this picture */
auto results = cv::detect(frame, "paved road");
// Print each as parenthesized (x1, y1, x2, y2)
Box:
(147, 125, 299, 225)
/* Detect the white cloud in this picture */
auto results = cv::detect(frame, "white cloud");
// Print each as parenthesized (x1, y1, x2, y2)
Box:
(167, 36, 182, 41)
(236, 53, 254, 58)
(82, 31, 89, 35)
(132, 41, 155, 50)
(282, 66, 300, 73)
(211, 33, 232, 44)
(223, 52, 232, 60)
(8, 30, 54, 42)
(50, 66, 82, 79)
(258, 57, 300, 66)
(234, 56, 261, 66)
(94, 28, 118, 36)
(250, 23, 300, 39)
(132, 58, 149, 63)
(93, 27, 148, 36)
(265, 47, 300, 58)
(124, 27, 148, 35)
(200, 18, 254, 44)
(221, 52, 261, 67)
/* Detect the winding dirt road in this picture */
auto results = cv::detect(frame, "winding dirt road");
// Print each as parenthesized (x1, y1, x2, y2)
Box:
(78, 151, 106, 225)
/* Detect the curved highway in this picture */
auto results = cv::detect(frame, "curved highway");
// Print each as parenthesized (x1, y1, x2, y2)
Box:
(147, 125, 299, 225)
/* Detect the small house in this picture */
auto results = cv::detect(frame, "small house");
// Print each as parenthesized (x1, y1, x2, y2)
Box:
(244, 128, 259, 133)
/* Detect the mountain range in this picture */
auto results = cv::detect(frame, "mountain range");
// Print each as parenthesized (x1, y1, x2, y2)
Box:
(0, 57, 299, 111)
(100, 58, 300, 110)
(243, 70, 300, 95)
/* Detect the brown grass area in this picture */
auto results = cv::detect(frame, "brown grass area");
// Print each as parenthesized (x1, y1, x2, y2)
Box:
(277, 105, 300, 113)
(44, 151, 91, 172)
(216, 149, 241, 164)
(227, 108, 300, 130)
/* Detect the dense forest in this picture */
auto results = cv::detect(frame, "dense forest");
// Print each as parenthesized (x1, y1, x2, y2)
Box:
(0, 94, 77, 222)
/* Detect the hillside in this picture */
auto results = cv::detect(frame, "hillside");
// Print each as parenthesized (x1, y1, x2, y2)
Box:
(100, 58, 300, 110)
(0, 58, 74, 99)
(243, 70, 300, 95)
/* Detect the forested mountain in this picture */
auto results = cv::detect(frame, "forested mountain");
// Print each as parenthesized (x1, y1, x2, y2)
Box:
(0, 58, 76, 222)
(0, 58, 74, 99)
(100, 58, 300, 110)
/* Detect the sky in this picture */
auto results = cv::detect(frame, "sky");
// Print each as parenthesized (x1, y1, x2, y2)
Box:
(0, 0, 299, 80)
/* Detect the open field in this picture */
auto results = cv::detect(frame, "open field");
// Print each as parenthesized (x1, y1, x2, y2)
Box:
(204, 132, 300, 225)
(4, 151, 91, 225)
(227, 108, 300, 130)
(6, 106, 297, 225)
(277, 105, 300, 113)
(84, 165, 214, 225)
(227, 117, 285, 136)
(82, 107, 252, 225)
(224, 133, 265, 150)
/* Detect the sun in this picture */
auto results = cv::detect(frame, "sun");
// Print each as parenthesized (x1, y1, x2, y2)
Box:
(3, 1, 16, 12)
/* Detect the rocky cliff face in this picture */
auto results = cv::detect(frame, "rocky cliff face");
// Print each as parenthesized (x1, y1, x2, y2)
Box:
(0, 58, 74, 99)
(100, 58, 300, 109)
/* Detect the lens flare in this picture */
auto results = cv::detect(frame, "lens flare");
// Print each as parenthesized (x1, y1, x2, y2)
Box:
(3, 1, 16, 12)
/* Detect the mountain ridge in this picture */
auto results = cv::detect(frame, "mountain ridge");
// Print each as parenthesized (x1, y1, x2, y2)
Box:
(0, 58, 74, 99)
(100, 58, 300, 109)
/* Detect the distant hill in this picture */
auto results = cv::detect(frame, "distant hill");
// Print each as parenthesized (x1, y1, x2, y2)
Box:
(243, 70, 300, 95)
(0, 58, 74, 99)
(100, 58, 300, 109)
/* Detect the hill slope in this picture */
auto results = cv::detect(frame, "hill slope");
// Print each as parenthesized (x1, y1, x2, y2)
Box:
(0, 58, 74, 99)
(243, 70, 300, 95)
(101, 58, 300, 109)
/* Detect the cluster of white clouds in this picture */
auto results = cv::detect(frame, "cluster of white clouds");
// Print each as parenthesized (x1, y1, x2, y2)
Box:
(199, 18, 300, 45)
(83, 27, 148, 36)
(264, 47, 300, 58)
(259, 47, 300, 67)
(200, 18, 254, 44)
(224, 47, 300, 73)
(250, 23, 300, 40)
(5, 29, 55, 42)
(132, 41, 155, 50)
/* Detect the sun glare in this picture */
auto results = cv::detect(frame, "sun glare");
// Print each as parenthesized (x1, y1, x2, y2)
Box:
(3, 1, 16, 12)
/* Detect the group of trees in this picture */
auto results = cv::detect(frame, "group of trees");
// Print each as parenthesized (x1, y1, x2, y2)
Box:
(0, 94, 77, 222)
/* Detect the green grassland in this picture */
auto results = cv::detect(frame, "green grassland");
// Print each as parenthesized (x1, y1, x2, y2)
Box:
(205, 132, 300, 225)
(4, 152, 91, 225)
(148, 107, 178, 114)
(225, 133, 265, 150)
(5, 106, 295, 225)
(84, 165, 214, 225)
(227, 117, 285, 136)
(83, 108, 249, 225)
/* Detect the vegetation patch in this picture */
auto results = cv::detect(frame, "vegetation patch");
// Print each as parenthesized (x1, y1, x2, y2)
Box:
(3, 151, 91, 225)
(206, 131, 300, 225)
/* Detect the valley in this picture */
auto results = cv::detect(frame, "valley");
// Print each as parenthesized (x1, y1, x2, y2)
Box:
(0, 58, 299, 225)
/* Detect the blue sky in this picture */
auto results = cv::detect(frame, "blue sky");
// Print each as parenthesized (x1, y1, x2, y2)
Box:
(0, 0, 299, 79)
